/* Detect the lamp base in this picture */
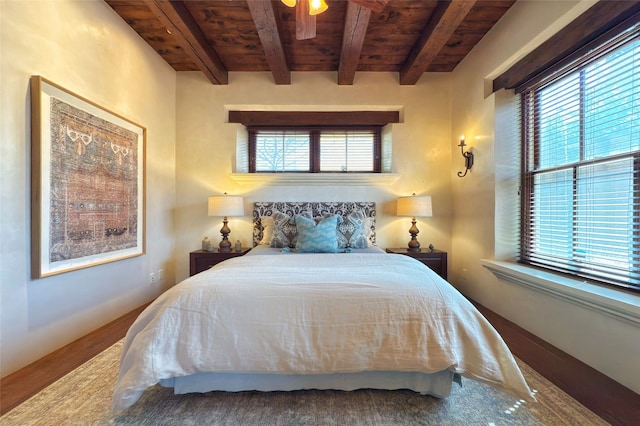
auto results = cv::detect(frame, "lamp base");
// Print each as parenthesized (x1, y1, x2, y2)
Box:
(407, 217, 421, 252)
(219, 217, 232, 252)
(219, 238, 231, 252)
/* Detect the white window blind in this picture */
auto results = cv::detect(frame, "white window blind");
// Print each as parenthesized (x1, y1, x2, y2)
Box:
(254, 130, 310, 172)
(250, 127, 380, 173)
(320, 130, 375, 172)
(520, 28, 640, 291)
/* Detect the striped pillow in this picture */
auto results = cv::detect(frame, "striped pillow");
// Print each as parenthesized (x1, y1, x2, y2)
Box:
(294, 214, 339, 253)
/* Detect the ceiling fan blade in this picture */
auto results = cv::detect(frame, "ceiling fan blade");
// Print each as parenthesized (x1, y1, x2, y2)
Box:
(296, 0, 316, 40)
(348, 0, 389, 14)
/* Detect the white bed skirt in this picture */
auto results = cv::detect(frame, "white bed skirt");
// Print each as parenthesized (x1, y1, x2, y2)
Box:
(159, 370, 455, 398)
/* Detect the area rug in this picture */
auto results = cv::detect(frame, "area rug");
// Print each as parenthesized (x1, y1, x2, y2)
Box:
(1, 340, 607, 425)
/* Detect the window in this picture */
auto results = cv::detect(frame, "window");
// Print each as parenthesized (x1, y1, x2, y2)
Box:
(520, 27, 640, 291)
(252, 129, 310, 172)
(249, 127, 381, 173)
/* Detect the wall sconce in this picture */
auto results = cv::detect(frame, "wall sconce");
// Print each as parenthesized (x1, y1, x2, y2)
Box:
(457, 136, 474, 178)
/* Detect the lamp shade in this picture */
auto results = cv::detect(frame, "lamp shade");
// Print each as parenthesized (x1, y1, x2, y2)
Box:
(397, 195, 432, 218)
(309, 0, 328, 15)
(208, 195, 244, 217)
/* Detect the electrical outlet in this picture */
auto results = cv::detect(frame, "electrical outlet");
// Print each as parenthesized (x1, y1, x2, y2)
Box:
(157, 269, 164, 281)
(149, 272, 156, 284)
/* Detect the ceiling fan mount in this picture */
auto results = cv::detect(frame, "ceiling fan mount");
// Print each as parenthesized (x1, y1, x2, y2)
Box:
(282, 0, 389, 40)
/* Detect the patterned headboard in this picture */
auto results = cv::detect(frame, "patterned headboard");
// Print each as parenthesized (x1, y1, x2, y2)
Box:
(252, 201, 376, 247)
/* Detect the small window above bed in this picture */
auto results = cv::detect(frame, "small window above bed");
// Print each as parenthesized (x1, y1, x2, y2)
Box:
(250, 127, 381, 173)
(229, 110, 400, 176)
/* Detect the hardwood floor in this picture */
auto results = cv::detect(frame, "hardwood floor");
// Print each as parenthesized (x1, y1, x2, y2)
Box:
(474, 303, 640, 426)
(0, 304, 148, 415)
(1, 301, 638, 425)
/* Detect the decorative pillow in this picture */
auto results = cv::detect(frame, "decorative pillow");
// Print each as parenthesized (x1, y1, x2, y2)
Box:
(252, 202, 376, 247)
(270, 210, 313, 248)
(294, 214, 339, 253)
(365, 217, 375, 246)
(336, 210, 369, 249)
(269, 211, 294, 248)
(259, 216, 274, 245)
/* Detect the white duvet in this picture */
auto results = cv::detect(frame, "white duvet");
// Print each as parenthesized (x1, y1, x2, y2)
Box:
(113, 252, 534, 412)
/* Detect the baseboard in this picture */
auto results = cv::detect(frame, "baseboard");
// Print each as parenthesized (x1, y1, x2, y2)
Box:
(473, 301, 639, 426)
(0, 304, 148, 415)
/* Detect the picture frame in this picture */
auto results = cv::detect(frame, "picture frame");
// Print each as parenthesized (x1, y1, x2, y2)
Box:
(30, 76, 146, 278)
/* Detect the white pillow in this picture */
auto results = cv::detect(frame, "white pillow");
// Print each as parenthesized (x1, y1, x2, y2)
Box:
(365, 216, 375, 246)
(259, 216, 274, 245)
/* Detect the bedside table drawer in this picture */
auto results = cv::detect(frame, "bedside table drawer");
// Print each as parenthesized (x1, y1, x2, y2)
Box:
(193, 257, 217, 274)
(189, 248, 250, 276)
(419, 258, 445, 278)
(385, 248, 448, 280)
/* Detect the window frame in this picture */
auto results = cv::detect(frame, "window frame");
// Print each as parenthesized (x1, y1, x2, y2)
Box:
(248, 125, 382, 173)
(518, 26, 640, 292)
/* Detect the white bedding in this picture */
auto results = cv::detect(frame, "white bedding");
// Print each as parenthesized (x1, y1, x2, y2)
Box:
(246, 244, 387, 255)
(113, 252, 534, 412)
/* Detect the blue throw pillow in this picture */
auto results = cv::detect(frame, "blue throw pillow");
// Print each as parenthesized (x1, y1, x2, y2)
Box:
(294, 214, 339, 253)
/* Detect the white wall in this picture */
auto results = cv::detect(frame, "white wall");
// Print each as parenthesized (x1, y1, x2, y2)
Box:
(0, 0, 177, 376)
(450, 0, 640, 393)
(174, 71, 454, 281)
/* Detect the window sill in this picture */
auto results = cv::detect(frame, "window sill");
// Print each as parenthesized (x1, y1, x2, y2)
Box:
(230, 173, 400, 186)
(481, 259, 640, 326)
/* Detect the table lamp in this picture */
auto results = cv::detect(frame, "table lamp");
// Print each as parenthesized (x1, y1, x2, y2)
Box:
(208, 193, 244, 252)
(397, 193, 432, 252)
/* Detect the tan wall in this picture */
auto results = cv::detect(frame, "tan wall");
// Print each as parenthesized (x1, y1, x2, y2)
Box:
(450, 0, 640, 393)
(0, 0, 177, 376)
(174, 71, 454, 281)
(4, 0, 636, 396)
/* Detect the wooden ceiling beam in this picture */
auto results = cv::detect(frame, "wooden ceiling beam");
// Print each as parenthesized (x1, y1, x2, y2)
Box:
(349, 0, 389, 14)
(338, 2, 372, 85)
(228, 110, 400, 126)
(146, 0, 228, 85)
(246, 0, 291, 85)
(399, 0, 476, 85)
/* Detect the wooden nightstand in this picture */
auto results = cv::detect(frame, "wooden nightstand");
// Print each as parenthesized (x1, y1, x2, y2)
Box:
(189, 248, 251, 276)
(385, 248, 448, 280)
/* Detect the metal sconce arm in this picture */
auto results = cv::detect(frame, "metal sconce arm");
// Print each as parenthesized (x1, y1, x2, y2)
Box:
(457, 136, 474, 178)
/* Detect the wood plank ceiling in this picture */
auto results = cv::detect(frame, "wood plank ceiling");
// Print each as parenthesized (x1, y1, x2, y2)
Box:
(106, 0, 515, 85)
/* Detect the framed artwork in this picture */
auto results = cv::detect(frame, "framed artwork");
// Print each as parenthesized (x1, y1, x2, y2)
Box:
(30, 76, 146, 278)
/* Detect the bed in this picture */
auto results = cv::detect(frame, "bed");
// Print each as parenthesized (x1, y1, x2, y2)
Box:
(112, 202, 534, 412)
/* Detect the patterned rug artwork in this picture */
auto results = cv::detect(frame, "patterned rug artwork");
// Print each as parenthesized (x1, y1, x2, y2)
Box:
(1, 340, 607, 425)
